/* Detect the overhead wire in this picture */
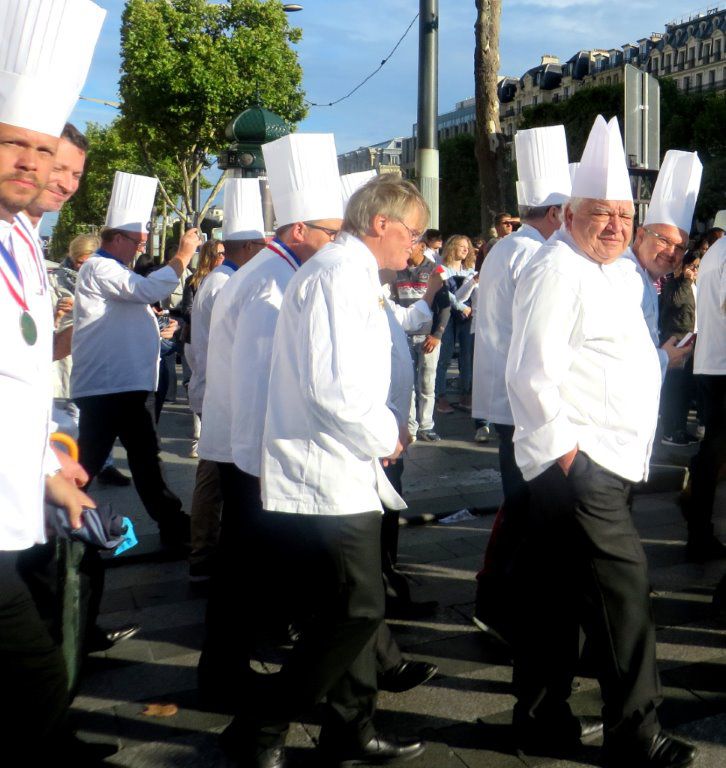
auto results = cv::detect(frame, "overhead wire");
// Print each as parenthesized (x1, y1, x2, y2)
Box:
(304, 13, 419, 107)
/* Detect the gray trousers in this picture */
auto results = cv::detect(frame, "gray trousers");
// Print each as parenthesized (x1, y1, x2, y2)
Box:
(408, 335, 440, 434)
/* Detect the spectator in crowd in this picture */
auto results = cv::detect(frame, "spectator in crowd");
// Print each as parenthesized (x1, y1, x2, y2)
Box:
(482, 212, 514, 256)
(422, 227, 442, 263)
(392, 238, 450, 442)
(181, 238, 225, 458)
(435, 235, 476, 414)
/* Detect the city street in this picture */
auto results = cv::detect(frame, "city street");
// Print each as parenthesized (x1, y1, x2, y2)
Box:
(73, 377, 726, 767)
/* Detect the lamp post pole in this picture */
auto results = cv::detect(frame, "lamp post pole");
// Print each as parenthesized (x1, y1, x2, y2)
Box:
(416, 0, 439, 227)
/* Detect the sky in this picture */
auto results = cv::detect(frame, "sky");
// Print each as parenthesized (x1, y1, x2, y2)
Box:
(55, 0, 699, 232)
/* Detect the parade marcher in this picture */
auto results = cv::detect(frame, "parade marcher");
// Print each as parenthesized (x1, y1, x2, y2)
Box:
(187, 177, 265, 582)
(471, 124, 571, 640)
(197, 133, 346, 702)
(220, 174, 428, 768)
(71, 171, 201, 549)
(685, 236, 726, 562)
(0, 0, 110, 762)
(622, 150, 701, 379)
(505, 115, 696, 767)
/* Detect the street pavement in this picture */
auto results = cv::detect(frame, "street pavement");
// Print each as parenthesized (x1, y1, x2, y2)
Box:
(72, 376, 726, 767)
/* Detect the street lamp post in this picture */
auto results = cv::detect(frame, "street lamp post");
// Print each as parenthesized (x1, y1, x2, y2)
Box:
(416, 0, 439, 228)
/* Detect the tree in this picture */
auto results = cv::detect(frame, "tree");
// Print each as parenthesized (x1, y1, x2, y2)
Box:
(474, 0, 507, 233)
(119, 0, 306, 225)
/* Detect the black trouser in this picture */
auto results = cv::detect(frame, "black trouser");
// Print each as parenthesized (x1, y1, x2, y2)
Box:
(199, 462, 269, 692)
(75, 391, 183, 529)
(688, 375, 726, 542)
(222, 511, 384, 756)
(0, 551, 70, 758)
(512, 453, 661, 746)
(381, 460, 411, 605)
(660, 357, 695, 437)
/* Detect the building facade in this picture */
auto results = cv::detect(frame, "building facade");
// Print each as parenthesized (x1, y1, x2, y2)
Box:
(337, 138, 403, 175)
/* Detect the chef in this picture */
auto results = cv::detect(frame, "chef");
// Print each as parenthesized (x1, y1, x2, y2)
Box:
(198, 133, 344, 702)
(505, 115, 695, 768)
(0, 0, 106, 761)
(71, 171, 200, 548)
(221, 174, 428, 768)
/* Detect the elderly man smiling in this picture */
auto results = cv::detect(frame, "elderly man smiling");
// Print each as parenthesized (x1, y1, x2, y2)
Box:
(505, 116, 696, 768)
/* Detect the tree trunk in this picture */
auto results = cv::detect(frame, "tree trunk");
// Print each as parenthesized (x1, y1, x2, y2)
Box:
(474, 0, 507, 234)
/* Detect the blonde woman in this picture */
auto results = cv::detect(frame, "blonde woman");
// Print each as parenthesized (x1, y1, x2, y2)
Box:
(435, 235, 477, 413)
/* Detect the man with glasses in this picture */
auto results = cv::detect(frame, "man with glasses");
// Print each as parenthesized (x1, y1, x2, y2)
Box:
(71, 172, 201, 550)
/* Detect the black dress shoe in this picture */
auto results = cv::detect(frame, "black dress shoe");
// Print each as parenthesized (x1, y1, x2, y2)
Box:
(378, 660, 438, 692)
(96, 465, 131, 486)
(87, 623, 140, 652)
(322, 734, 425, 767)
(515, 715, 603, 755)
(602, 732, 696, 768)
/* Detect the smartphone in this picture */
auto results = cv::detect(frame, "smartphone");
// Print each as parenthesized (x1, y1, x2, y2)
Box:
(676, 332, 696, 348)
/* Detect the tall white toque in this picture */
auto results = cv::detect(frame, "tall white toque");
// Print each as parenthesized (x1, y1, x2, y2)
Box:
(340, 170, 377, 208)
(0, 0, 106, 136)
(514, 125, 571, 207)
(643, 150, 702, 236)
(262, 133, 344, 228)
(105, 172, 158, 233)
(568, 162, 581, 186)
(571, 115, 633, 202)
(222, 176, 265, 241)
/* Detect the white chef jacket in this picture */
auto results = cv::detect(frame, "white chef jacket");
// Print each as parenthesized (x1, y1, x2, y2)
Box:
(0, 214, 59, 550)
(620, 248, 668, 377)
(694, 237, 726, 375)
(71, 254, 179, 398)
(506, 229, 661, 483)
(219, 243, 300, 474)
(472, 224, 546, 425)
(384, 302, 416, 427)
(187, 262, 236, 413)
(261, 231, 402, 515)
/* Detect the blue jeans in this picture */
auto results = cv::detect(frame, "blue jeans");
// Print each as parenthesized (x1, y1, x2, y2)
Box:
(435, 317, 474, 399)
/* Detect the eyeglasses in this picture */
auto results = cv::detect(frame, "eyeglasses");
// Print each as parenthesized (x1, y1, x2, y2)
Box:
(306, 223, 340, 240)
(118, 232, 146, 249)
(643, 228, 688, 256)
(393, 219, 423, 243)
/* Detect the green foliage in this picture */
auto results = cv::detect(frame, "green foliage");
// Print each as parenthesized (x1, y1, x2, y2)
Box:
(119, 0, 306, 220)
(519, 77, 726, 221)
(439, 134, 481, 236)
(519, 84, 623, 162)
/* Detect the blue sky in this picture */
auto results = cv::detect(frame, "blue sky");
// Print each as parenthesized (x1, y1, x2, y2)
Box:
(54, 0, 694, 233)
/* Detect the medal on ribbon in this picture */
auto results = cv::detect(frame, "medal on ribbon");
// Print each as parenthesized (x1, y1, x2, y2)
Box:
(0, 230, 38, 346)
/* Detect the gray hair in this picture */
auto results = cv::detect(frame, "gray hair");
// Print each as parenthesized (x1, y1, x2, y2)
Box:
(518, 204, 562, 221)
(343, 174, 429, 239)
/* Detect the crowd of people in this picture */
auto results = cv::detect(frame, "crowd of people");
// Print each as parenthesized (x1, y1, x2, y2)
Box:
(2, 3, 726, 768)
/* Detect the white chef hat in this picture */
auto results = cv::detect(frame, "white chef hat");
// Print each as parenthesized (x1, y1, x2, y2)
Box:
(712, 210, 726, 231)
(514, 125, 570, 207)
(0, 0, 106, 137)
(568, 162, 580, 185)
(571, 115, 633, 202)
(262, 133, 344, 228)
(341, 170, 377, 208)
(222, 176, 265, 240)
(643, 150, 702, 236)
(105, 172, 158, 232)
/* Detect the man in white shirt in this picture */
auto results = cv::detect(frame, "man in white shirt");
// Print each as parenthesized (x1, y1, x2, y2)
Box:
(187, 177, 266, 582)
(222, 174, 427, 768)
(505, 116, 695, 768)
(0, 0, 107, 761)
(471, 126, 570, 640)
(686, 236, 726, 560)
(71, 174, 201, 549)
